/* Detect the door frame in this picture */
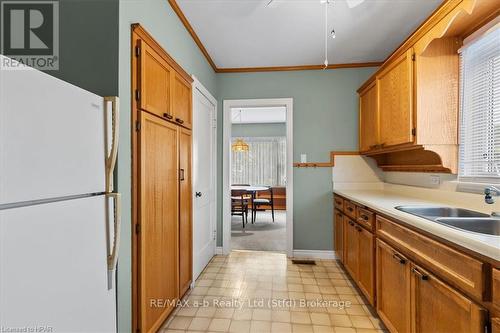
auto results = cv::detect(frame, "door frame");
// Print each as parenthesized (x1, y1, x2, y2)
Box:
(191, 75, 218, 282)
(222, 98, 294, 257)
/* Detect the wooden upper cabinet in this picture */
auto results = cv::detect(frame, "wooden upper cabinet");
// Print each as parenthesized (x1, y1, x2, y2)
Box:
(179, 128, 192, 297)
(172, 74, 192, 129)
(138, 40, 173, 119)
(377, 49, 414, 148)
(139, 111, 179, 333)
(359, 81, 379, 152)
(376, 239, 411, 333)
(410, 264, 486, 333)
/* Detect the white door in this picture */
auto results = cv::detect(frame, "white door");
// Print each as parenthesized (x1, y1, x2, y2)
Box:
(0, 195, 116, 332)
(192, 87, 216, 280)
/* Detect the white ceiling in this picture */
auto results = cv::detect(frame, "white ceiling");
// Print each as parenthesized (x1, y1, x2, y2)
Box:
(232, 107, 286, 123)
(177, 0, 443, 68)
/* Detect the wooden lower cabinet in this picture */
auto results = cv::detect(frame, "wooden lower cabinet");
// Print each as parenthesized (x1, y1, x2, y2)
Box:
(492, 318, 500, 333)
(179, 128, 192, 297)
(334, 210, 344, 263)
(374, 239, 486, 333)
(139, 111, 179, 333)
(344, 216, 359, 278)
(376, 240, 411, 333)
(357, 226, 375, 304)
(410, 263, 486, 333)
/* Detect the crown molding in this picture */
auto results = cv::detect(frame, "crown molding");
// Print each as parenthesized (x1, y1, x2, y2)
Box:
(168, 0, 382, 73)
(216, 62, 382, 73)
(168, 0, 218, 71)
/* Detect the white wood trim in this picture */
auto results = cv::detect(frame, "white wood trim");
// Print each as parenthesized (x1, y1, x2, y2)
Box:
(223, 98, 294, 257)
(292, 250, 337, 260)
(191, 76, 218, 281)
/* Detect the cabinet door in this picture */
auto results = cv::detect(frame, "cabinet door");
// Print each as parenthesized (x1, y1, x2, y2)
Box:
(357, 226, 374, 305)
(376, 240, 411, 333)
(139, 111, 179, 333)
(359, 82, 379, 152)
(378, 49, 414, 147)
(343, 217, 359, 279)
(179, 128, 192, 297)
(172, 73, 192, 129)
(334, 210, 344, 263)
(138, 40, 173, 120)
(411, 264, 486, 333)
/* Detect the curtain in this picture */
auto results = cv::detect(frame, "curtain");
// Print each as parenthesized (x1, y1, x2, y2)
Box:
(231, 136, 286, 186)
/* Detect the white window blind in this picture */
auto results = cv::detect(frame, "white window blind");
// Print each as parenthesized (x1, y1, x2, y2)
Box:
(459, 26, 500, 182)
(231, 136, 286, 186)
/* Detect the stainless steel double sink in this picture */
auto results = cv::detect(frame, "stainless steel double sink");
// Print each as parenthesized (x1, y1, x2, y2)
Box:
(395, 206, 500, 236)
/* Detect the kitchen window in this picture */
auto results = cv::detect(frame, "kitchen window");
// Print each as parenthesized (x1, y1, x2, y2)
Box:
(458, 24, 500, 183)
(231, 136, 286, 186)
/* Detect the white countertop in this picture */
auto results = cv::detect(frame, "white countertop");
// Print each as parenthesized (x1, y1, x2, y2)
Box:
(333, 187, 500, 261)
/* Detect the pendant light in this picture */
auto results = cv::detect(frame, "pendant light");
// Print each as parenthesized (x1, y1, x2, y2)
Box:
(232, 109, 249, 152)
(232, 138, 249, 152)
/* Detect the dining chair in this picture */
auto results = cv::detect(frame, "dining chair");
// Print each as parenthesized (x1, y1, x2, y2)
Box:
(252, 186, 274, 222)
(231, 189, 249, 228)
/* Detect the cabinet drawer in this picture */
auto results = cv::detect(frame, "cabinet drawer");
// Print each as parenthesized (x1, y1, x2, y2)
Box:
(334, 196, 344, 211)
(493, 268, 500, 308)
(344, 201, 356, 219)
(376, 216, 485, 300)
(356, 207, 374, 231)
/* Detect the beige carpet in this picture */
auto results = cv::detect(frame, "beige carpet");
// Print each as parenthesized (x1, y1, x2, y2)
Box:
(231, 210, 286, 252)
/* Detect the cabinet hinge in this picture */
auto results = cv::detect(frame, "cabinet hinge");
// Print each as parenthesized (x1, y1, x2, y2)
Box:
(135, 223, 141, 234)
(135, 89, 140, 101)
(135, 45, 140, 57)
(411, 128, 416, 136)
(411, 53, 416, 61)
(135, 121, 141, 132)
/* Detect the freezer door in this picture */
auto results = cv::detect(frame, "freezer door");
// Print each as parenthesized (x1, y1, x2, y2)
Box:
(0, 56, 109, 204)
(0, 195, 116, 332)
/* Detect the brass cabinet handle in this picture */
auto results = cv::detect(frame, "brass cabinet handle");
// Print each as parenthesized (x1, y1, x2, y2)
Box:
(411, 267, 429, 280)
(163, 113, 173, 120)
(176, 118, 184, 124)
(347, 207, 354, 212)
(392, 252, 407, 265)
(358, 214, 369, 221)
(180, 168, 185, 181)
(348, 221, 355, 226)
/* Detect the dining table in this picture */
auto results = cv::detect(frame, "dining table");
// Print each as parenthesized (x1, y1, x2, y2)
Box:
(231, 185, 269, 224)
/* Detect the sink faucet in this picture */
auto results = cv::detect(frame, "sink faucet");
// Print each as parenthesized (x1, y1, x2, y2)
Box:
(484, 186, 500, 204)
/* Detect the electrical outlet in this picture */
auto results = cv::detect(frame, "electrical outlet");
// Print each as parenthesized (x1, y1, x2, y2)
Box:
(430, 175, 440, 185)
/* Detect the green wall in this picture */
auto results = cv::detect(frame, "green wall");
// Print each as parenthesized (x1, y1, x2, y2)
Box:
(0, 0, 120, 96)
(216, 68, 377, 249)
(232, 123, 286, 137)
(117, 1, 217, 332)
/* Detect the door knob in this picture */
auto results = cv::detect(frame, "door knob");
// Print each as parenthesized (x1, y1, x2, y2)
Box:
(195, 192, 202, 197)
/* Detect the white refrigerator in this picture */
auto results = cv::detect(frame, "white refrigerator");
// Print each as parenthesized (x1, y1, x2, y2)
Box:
(0, 55, 121, 332)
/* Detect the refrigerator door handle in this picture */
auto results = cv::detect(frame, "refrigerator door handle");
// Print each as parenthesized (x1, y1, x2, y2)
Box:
(104, 96, 120, 193)
(106, 192, 121, 289)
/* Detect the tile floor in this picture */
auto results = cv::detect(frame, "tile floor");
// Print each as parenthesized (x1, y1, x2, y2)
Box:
(161, 251, 386, 333)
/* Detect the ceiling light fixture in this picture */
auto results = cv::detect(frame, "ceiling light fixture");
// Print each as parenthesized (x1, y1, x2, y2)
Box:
(331, 28, 336, 39)
(231, 109, 249, 152)
(322, 0, 332, 69)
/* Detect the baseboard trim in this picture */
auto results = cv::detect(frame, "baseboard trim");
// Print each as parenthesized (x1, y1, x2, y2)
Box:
(292, 250, 337, 260)
(215, 246, 223, 255)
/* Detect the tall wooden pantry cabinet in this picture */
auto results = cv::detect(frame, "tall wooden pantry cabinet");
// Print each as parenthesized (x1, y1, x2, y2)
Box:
(132, 24, 193, 333)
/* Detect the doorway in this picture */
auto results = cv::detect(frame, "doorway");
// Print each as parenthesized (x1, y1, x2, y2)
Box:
(191, 77, 217, 282)
(222, 98, 293, 256)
